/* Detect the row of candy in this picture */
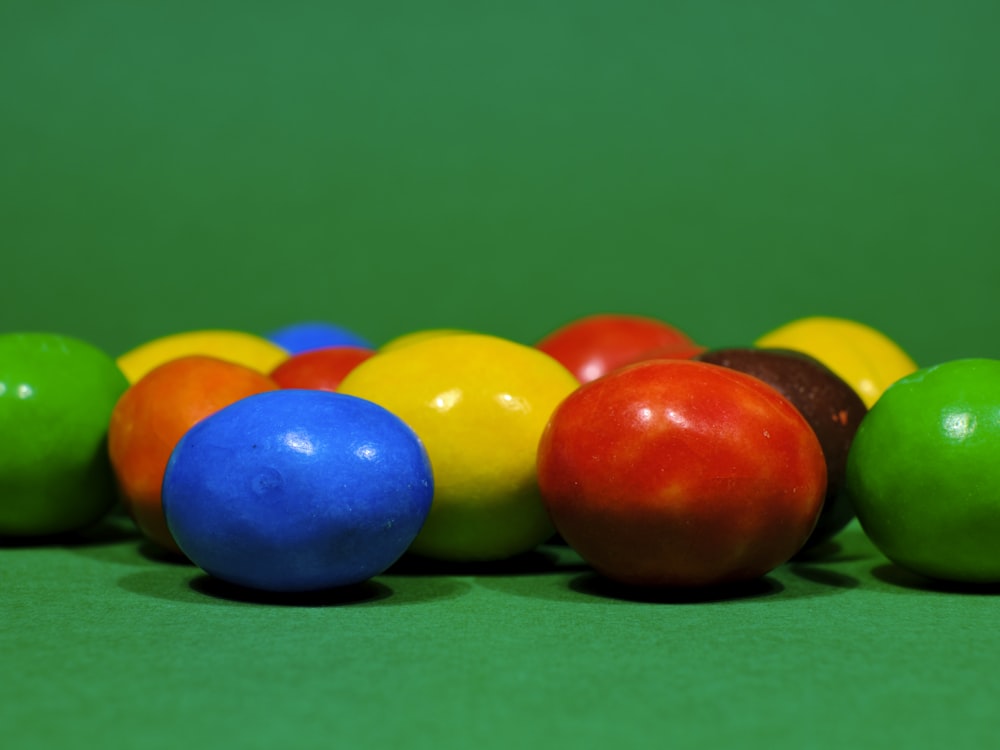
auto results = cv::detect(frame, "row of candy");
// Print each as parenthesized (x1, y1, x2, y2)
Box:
(2, 314, 996, 592)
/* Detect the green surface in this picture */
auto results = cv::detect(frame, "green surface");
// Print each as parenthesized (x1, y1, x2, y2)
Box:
(2, 1, 1000, 748)
(4, 520, 1000, 749)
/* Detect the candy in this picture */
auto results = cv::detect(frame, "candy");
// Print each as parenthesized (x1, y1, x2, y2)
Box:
(0, 332, 128, 537)
(379, 328, 474, 353)
(108, 355, 278, 556)
(117, 329, 289, 384)
(269, 346, 375, 391)
(755, 316, 918, 408)
(536, 313, 699, 383)
(8, 311, 984, 594)
(162, 389, 434, 592)
(537, 359, 827, 588)
(846, 358, 1000, 583)
(625, 340, 708, 364)
(696, 347, 867, 550)
(338, 334, 579, 561)
(265, 321, 374, 354)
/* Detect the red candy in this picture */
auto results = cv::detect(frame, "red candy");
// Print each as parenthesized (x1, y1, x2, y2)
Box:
(535, 313, 699, 383)
(270, 346, 375, 391)
(537, 359, 828, 588)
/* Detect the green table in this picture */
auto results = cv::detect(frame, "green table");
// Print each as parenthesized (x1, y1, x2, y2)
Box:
(2, 2, 999, 747)
(4, 519, 999, 749)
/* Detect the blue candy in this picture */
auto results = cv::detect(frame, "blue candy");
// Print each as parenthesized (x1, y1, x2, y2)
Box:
(266, 321, 374, 354)
(162, 389, 433, 592)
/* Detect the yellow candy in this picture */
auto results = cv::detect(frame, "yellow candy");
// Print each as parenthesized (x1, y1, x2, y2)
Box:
(117, 329, 289, 384)
(338, 333, 579, 561)
(379, 328, 474, 353)
(754, 316, 919, 407)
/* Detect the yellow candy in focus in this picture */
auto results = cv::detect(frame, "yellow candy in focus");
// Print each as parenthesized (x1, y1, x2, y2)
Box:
(379, 328, 474, 353)
(117, 329, 289, 384)
(338, 333, 579, 561)
(755, 316, 919, 407)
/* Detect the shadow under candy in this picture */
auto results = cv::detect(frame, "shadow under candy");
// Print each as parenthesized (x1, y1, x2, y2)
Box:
(0, 514, 140, 549)
(117, 563, 474, 607)
(870, 563, 1000, 595)
(568, 571, 785, 604)
(791, 539, 843, 562)
(784, 563, 860, 590)
(137, 540, 193, 566)
(384, 545, 587, 577)
(188, 575, 395, 607)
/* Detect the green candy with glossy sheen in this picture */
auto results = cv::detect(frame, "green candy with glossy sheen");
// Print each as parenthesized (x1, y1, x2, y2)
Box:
(846, 358, 1000, 583)
(0, 333, 129, 537)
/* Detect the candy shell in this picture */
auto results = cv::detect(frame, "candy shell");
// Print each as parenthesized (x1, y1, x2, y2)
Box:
(108, 355, 278, 555)
(339, 334, 579, 561)
(846, 358, 1000, 583)
(117, 329, 289, 384)
(162, 389, 434, 592)
(1, 332, 128, 537)
(755, 317, 918, 408)
(266, 321, 374, 354)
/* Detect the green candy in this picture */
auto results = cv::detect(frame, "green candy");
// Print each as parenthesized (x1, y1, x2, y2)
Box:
(0, 333, 129, 537)
(846, 358, 1000, 583)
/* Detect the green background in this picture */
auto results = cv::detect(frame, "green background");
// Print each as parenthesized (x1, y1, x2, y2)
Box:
(2, 1, 998, 364)
(2, 2, 999, 749)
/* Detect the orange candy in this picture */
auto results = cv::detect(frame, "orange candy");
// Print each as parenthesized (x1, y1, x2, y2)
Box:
(108, 355, 278, 555)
